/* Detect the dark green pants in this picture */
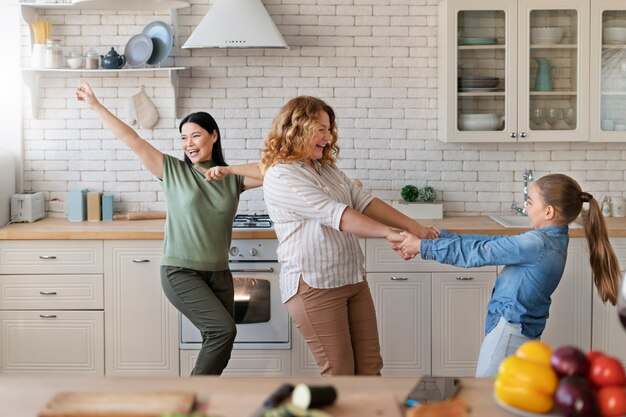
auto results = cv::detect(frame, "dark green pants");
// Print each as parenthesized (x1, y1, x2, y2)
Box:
(161, 266, 236, 375)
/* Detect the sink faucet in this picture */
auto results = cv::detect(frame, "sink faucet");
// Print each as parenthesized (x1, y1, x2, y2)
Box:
(511, 169, 533, 216)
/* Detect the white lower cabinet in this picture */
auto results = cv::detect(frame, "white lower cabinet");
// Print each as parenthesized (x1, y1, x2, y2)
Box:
(366, 238, 497, 377)
(104, 241, 179, 376)
(431, 272, 495, 376)
(0, 240, 104, 374)
(592, 237, 626, 366)
(180, 349, 292, 377)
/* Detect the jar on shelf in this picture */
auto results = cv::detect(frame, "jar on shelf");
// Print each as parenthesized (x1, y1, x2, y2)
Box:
(44, 39, 63, 69)
(85, 49, 99, 70)
(67, 50, 83, 69)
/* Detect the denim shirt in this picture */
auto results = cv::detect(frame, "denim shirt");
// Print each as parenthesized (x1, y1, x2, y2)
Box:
(420, 227, 569, 338)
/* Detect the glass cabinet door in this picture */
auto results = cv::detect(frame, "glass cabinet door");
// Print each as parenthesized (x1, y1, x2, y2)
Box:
(519, 0, 589, 141)
(590, 1, 626, 142)
(457, 10, 508, 135)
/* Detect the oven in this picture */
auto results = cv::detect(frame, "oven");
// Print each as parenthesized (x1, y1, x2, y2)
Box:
(180, 216, 290, 350)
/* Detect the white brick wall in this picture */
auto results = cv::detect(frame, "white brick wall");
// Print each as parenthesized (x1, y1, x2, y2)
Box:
(20, 0, 626, 218)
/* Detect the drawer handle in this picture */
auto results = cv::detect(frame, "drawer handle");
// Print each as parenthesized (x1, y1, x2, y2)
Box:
(39, 291, 57, 295)
(39, 314, 57, 318)
(132, 259, 150, 263)
(231, 268, 274, 273)
(39, 255, 57, 260)
(456, 276, 474, 281)
(390, 276, 408, 281)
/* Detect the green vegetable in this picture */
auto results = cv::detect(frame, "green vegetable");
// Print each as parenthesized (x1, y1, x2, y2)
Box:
(418, 186, 436, 203)
(400, 185, 419, 202)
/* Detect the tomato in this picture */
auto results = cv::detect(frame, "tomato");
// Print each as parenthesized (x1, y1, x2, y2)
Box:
(596, 386, 626, 417)
(590, 355, 626, 387)
(587, 350, 605, 364)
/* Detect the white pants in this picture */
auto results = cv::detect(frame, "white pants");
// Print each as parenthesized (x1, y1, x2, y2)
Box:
(475, 316, 532, 377)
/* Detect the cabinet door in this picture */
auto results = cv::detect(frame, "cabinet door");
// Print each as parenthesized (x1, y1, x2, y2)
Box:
(590, 1, 626, 141)
(519, 0, 589, 142)
(104, 241, 179, 376)
(541, 238, 592, 349)
(439, 0, 516, 143)
(368, 273, 431, 376)
(0, 240, 103, 274)
(180, 349, 291, 377)
(592, 238, 626, 366)
(291, 326, 322, 377)
(431, 271, 495, 376)
(0, 311, 104, 374)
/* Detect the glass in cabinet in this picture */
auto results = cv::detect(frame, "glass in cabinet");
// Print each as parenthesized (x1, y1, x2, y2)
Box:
(438, 0, 589, 142)
(590, 1, 626, 142)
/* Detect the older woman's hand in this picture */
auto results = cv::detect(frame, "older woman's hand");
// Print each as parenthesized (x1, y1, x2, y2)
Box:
(413, 225, 440, 239)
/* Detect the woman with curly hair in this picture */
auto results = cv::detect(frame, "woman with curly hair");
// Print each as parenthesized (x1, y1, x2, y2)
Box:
(259, 96, 438, 375)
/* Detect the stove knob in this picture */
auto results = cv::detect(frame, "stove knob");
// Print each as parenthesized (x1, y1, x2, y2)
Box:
(229, 247, 240, 256)
(249, 248, 258, 256)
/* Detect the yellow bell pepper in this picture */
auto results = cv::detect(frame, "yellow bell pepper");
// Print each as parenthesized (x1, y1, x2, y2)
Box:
(494, 356, 558, 414)
(515, 340, 553, 367)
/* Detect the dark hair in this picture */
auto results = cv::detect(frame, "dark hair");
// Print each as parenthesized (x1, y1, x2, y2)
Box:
(179, 112, 227, 167)
(536, 173, 621, 305)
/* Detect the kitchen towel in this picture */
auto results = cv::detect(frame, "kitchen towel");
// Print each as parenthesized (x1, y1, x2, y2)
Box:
(131, 85, 159, 129)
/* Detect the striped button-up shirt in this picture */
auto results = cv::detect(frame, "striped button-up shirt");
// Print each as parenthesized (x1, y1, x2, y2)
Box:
(263, 161, 375, 302)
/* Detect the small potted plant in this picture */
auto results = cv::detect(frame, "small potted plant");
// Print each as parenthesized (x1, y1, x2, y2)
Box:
(392, 185, 443, 219)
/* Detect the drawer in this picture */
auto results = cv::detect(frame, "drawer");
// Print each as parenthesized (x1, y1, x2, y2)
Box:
(0, 310, 104, 374)
(365, 238, 496, 273)
(0, 241, 103, 274)
(0, 275, 103, 310)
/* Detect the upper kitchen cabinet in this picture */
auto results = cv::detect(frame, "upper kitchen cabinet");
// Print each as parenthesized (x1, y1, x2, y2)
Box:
(590, 1, 626, 142)
(438, 0, 590, 142)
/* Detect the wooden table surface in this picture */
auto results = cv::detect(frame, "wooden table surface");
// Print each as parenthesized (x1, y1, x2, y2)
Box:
(0, 375, 513, 417)
(2, 215, 626, 239)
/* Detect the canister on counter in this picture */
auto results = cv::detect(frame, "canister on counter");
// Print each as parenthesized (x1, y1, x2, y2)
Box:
(67, 189, 88, 221)
(612, 197, 625, 218)
(87, 191, 101, 222)
(101, 194, 114, 221)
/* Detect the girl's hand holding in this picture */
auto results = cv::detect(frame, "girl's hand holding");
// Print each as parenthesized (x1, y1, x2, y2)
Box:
(415, 225, 440, 239)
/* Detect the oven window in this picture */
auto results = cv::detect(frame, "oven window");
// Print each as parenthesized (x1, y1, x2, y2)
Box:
(234, 278, 271, 324)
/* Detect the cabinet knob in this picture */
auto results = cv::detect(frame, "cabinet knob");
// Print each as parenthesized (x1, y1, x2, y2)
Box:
(39, 291, 57, 295)
(456, 276, 474, 281)
(520, 132, 527, 138)
(509, 132, 517, 138)
(39, 255, 57, 260)
(132, 259, 150, 263)
(390, 276, 408, 281)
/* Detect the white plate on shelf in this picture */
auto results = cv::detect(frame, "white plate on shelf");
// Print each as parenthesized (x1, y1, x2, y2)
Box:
(142, 20, 174, 66)
(493, 393, 559, 417)
(124, 34, 153, 68)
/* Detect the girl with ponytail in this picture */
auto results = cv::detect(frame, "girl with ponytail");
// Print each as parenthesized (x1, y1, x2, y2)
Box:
(390, 173, 621, 377)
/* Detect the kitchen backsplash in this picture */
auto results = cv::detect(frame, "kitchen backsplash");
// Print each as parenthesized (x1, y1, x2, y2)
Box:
(20, 0, 626, 217)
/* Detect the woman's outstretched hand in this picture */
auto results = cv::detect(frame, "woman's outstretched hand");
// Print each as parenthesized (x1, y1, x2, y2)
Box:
(75, 80, 99, 108)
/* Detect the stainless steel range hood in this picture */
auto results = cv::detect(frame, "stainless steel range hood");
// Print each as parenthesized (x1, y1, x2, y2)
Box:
(182, 0, 288, 49)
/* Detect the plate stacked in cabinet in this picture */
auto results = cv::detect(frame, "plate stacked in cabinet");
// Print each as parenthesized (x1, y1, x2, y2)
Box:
(0, 241, 104, 374)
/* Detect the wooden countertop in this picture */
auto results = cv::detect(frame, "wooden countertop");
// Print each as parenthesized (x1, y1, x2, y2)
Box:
(1, 215, 626, 240)
(0, 375, 510, 417)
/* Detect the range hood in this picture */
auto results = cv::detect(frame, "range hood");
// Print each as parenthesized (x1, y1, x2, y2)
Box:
(182, 0, 288, 49)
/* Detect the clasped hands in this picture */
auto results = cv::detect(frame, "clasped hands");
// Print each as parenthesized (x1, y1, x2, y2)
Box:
(387, 226, 439, 261)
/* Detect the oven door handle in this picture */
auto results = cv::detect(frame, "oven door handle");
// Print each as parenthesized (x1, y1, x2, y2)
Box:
(230, 267, 275, 273)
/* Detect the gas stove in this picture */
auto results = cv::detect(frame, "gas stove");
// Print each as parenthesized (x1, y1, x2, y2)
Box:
(232, 214, 273, 229)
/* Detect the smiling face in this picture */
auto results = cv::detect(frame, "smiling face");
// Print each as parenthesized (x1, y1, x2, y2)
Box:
(308, 111, 331, 162)
(180, 122, 218, 164)
(526, 182, 554, 228)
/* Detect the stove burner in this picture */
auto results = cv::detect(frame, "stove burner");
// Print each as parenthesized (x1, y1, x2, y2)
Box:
(233, 214, 273, 229)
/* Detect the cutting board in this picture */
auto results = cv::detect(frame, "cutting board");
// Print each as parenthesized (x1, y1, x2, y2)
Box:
(38, 391, 196, 417)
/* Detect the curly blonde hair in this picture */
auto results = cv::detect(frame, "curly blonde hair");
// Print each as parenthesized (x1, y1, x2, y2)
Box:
(259, 96, 339, 175)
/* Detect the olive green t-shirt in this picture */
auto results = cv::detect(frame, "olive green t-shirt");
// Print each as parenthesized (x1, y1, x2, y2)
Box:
(161, 154, 244, 271)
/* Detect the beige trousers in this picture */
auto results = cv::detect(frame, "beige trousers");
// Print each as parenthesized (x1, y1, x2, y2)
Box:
(285, 277, 383, 376)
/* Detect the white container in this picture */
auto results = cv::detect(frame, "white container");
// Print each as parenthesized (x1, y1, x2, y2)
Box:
(612, 197, 625, 217)
(391, 201, 443, 219)
(458, 114, 503, 131)
(66, 50, 83, 69)
(31, 43, 46, 69)
(603, 27, 626, 44)
(45, 39, 64, 69)
(530, 27, 565, 44)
